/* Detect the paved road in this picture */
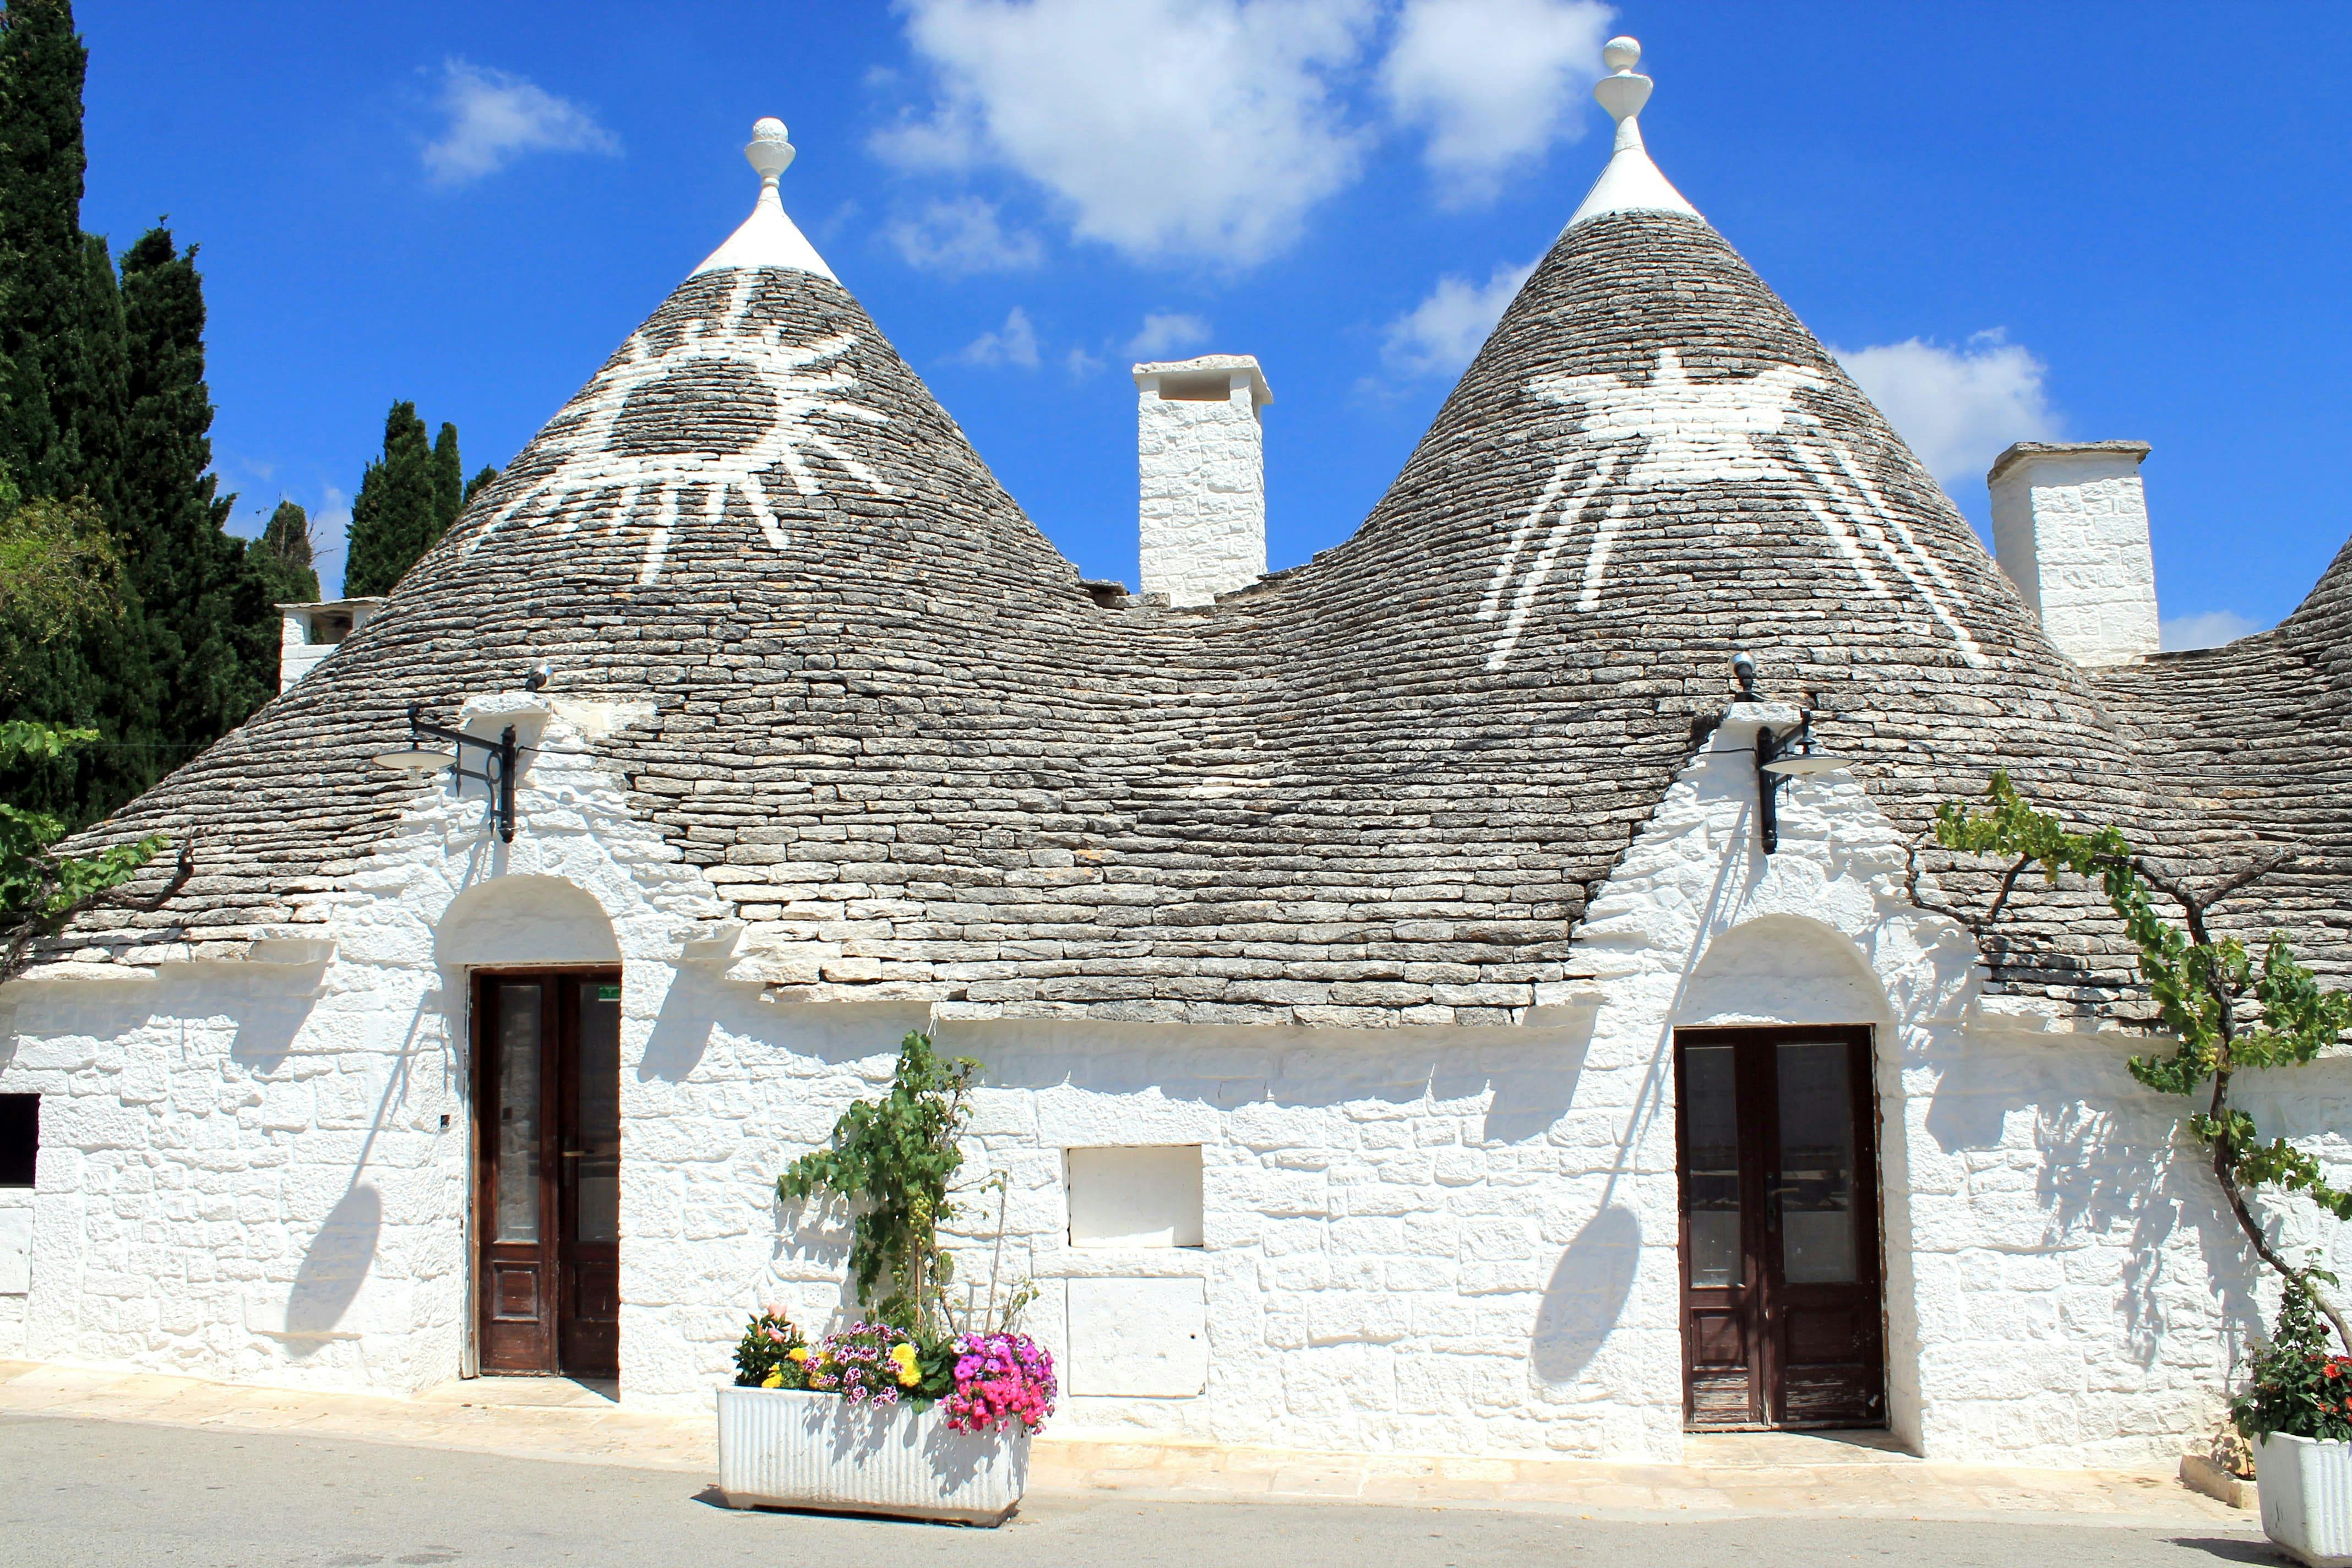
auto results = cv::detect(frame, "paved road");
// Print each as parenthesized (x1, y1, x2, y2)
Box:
(0, 1411, 2277, 1568)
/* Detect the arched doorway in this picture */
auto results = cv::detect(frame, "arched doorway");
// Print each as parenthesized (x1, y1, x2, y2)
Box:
(1673, 917, 1890, 1430)
(438, 878, 622, 1379)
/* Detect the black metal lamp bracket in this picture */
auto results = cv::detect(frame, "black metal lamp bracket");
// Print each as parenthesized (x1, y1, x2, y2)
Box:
(1752, 712, 1814, 856)
(404, 702, 520, 843)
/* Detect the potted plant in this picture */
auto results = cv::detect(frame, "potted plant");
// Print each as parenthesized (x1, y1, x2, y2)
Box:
(2236, 1283, 2352, 1566)
(714, 1032, 1056, 1526)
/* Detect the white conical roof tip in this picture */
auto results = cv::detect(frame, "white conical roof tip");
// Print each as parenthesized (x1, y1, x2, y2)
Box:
(691, 114, 836, 281)
(1566, 34, 1701, 230)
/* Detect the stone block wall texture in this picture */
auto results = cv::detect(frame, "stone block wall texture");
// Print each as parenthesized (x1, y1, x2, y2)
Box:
(1990, 448, 2160, 668)
(1137, 373, 1266, 607)
(4, 702, 2344, 1466)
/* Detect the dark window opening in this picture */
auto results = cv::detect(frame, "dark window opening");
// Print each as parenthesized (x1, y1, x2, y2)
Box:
(0, 1094, 36, 1187)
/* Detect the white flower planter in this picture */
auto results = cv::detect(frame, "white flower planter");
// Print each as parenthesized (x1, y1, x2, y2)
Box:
(2256, 1432, 2352, 1567)
(714, 1384, 1029, 1526)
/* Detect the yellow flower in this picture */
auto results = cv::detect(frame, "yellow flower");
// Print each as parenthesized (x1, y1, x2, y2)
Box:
(890, 1342, 919, 1385)
(787, 1346, 808, 1363)
(761, 1370, 783, 1389)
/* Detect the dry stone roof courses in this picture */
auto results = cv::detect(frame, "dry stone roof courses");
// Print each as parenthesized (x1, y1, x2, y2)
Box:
(40, 192, 2307, 1028)
(2093, 540, 2352, 984)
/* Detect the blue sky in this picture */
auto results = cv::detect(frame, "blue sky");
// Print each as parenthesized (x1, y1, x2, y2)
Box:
(74, 2, 2352, 647)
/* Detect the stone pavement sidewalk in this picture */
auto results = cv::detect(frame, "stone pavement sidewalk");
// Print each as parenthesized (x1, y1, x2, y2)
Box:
(0, 1358, 2247, 1527)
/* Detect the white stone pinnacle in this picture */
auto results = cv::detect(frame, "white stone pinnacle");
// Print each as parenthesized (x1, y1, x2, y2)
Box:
(1566, 35, 1702, 230)
(690, 116, 839, 281)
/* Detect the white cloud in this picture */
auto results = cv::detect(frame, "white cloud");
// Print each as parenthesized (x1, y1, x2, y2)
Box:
(885, 196, 1045, 274)
(1379, 258, 1536, 378)
(421, 60, 618, 186)
(1379, 0, 1612, 204)
(2160, 609, 2261, 652)
(955, 306, 1042, 368)
(1065, 345, 1107, 378)
(1125, 312, 1213, 359)
(876, 0, 1376, 265)
(1833, 330, 2061, 488)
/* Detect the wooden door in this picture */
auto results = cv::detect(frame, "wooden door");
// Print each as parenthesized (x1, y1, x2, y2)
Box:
(1674, 1026, 1883, 1429)
(475, 971, 622, 1378)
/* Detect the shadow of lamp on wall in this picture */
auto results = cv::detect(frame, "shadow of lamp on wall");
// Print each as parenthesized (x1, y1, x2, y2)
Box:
(1529, 1202, 1643, 1385)
(244, 1182, 382, 1355)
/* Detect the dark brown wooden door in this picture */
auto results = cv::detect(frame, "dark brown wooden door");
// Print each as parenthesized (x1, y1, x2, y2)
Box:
(475, 971, 621, 1379)
(1674, 1026, 1883, 1429)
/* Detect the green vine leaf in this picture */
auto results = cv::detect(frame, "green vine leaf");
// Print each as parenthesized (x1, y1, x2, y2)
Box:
(777, 1031, 978, 1334)
(1937, 772, 2352, 1343)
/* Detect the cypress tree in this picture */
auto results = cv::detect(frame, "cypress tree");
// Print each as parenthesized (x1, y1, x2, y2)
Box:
(342, 401, 438, 596)
(464, 463, 499, 508)
(256, 499, 321, 604)
(119, 225, 266, 744)
(0, 0, 82, 496)
(429, 421, 462, 538)
(0, 0, 157, 824)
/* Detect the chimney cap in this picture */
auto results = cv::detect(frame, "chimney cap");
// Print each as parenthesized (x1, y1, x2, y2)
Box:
(276, 596, 388, 614)
(1133, 353, 1272, 407)
(1988, 440, 2150, 485)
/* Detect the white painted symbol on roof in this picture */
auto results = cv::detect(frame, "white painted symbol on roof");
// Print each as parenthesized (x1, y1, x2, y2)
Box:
(466, 270, 890, 584)
(1477, 347, 1985, 671)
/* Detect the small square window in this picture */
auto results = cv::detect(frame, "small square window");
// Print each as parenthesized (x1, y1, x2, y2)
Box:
(0, 1094, 37, 1187)
(1066, 1145, 1204, 1249)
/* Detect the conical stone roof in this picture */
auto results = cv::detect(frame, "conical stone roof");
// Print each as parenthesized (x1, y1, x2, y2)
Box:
(2094, 539, 2352, 984)
(48, 86, 2248, 1022)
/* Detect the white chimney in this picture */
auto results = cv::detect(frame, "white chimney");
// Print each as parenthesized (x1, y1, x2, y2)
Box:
(1134, 354, 1272, 607)
(277, 597, 385, 692)
(1987, 440, 2159, 667)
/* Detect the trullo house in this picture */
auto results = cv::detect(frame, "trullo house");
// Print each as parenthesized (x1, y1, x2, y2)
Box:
(3, 40, 2345, 1468)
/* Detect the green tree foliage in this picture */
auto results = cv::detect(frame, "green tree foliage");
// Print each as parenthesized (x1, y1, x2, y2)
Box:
(464, 464, 500, 508)
(0, 719, 185, 987)
(429, 421, 462, 536)
(1937, 772, 2352, 1348)
(254, 499, 320, 605)
(0, 1, 162, 826)
(119, 224, 271, 744)
(343, 401, 440, 596)
(0, 494, 186, 982)
(779, 1032, 979, 1333)
(0, 484, 118, 690)
(0, 0, 86, 497)
(0, 2, 296, 825)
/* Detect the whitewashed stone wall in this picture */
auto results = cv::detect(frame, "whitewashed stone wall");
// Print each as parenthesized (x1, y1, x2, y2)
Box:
(0, 691, 727, 1393)
(1136, 359, 1268, 607)
(3, 692, 2347, 1468)
(1565, 701, 2352, 1464)
(0, 1184, 30, 1357)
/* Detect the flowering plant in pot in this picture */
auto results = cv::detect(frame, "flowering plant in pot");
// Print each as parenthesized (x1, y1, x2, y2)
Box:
(715, 1032, 1054, 1525)
(2236, 1282, 2352, 1566)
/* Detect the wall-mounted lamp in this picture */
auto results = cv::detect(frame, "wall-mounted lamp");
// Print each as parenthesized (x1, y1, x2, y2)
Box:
(1733, 652, 1858, 853)
(371, 702, 520, 842)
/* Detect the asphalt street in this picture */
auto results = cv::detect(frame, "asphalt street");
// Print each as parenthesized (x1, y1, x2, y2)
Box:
(0, 1411, 2279, 1568)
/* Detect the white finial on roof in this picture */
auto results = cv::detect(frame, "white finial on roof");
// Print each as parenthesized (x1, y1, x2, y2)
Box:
(691, 116, 838, 281)
(1566, 36, 1702, 230)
